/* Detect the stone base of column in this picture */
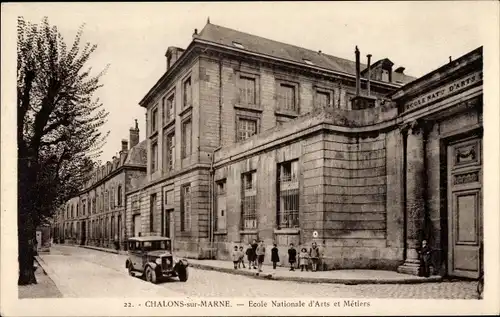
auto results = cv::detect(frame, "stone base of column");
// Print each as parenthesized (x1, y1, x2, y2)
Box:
(397, 260, 421, 276)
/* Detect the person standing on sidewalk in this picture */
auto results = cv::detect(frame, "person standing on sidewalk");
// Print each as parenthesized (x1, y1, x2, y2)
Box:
(238, 246, 246, 269)
(271, 243, 280, 269)
(288, 243, 297, 271)
(299, 248, 309, 272)
(251, 239, 258, 269)
(255, 240, 266, 273)
(309, 242, 320, 272)
(245, 243, 254, 270)
(231, 246, 240, 269)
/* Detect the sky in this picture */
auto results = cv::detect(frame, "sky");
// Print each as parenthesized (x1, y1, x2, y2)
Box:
(3, 2, 498, 162)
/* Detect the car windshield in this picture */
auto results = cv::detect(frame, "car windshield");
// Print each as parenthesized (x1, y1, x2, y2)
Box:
(143, 240, 171, 252)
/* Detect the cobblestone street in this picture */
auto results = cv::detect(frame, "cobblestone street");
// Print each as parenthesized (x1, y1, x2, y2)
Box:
(39, 245, 478, 299)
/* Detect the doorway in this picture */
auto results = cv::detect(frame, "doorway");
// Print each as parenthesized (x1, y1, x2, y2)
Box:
(446, 136, 482, 278)
(162, 209, 173, 238)
(133, 214, 141, 237)
(81, 221, 86, 245)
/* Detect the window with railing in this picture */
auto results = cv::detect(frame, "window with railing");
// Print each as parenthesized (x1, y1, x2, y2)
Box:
(241, 171, 257, 230)
(163, 130, 175, 171)
(277, 160, 299, 229)
(215, 179, 227, 231)
(181, 184, 191, 232)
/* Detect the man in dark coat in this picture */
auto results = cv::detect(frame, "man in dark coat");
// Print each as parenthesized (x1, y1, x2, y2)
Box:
(288, 243, 297, 271)
(251, 239, 258, 269)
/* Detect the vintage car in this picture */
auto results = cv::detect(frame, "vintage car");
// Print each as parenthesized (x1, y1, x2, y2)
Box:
(125, 236, 188, 283)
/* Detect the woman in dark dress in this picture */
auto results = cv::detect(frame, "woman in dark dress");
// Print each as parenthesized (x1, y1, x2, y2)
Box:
(271, 243, 280, 269)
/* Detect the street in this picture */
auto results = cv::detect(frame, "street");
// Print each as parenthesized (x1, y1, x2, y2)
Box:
(40, 245, 478, 299)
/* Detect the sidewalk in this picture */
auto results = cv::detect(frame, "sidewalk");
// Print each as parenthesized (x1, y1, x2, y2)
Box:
(188, 259, 442, 285)
(79, 244, 127, 255)
(18, 256, 63, 298)
(80, 244, 442, 285)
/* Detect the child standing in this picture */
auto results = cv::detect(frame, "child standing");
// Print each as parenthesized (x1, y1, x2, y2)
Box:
(238, 246, 246, 269)
(271, 243, 280, 269)
(231, 246, 240, 269)
(256, 240, 266, 273)
(245, 243, 254, 270)
(288, 243, 297, 271)
(299, 247, 309, 272)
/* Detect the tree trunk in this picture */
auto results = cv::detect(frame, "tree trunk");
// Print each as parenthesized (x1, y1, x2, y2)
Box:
(18, 158, 37, 285)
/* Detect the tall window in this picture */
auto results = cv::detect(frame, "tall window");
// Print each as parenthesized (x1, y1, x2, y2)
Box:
(71, 205, 74, 218)
(181, 185, 191, 232)
(277, 160, 299, 229)
(239, 76, 256, 105)
(164, 93, 175, 122)
(117, 185, 122, 206)
(150, 194, 157, 233)
(151, 107, 158, 134)
(151, 140, 158, 172)
(76, 203, 79, 217)
(164, 131, 175, 170)
(278, 83, 297, 111)
(105, 191, 109, 211)
(237, 118, 257, 142)
(111, 215, 115, 238)
(316, 91, 331, 108)
(241, 171, 257, 229)
(181, 119, 192, 158)
(183, 77, 192, 108)
(215, 179, 227, 231)
(110, 188, 115, 209)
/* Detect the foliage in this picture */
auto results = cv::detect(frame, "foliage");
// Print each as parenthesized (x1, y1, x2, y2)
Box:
(17, 16, 109, 284)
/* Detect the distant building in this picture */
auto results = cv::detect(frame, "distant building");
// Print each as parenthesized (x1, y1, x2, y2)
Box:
(56, 121, 147, 250)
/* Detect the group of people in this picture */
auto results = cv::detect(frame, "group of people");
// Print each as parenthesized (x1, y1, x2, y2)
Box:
(231, 240, 324, 272)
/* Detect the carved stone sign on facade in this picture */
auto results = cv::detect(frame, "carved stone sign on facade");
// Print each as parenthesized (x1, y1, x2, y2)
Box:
(404, 71, 482, 112)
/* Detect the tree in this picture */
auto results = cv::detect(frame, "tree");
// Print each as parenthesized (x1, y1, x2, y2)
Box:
(17, 16, 109, 285)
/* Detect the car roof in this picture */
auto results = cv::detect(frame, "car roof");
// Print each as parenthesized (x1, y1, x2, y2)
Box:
(127, 236, 171, 242)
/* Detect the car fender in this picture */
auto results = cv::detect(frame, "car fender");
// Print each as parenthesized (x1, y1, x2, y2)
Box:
(174, 259, 189, 271)
(145, 262, 162, 275)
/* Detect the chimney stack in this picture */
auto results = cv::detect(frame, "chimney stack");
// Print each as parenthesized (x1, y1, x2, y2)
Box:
(193, 28, 198, 38)
(355, 46, 360, 96)
(121, 139, 128, 152)
(366, 54, 372, 96)
(129, 119, 139, 149)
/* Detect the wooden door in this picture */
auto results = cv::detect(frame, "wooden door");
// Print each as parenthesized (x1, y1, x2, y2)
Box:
(447, 136, 482, 278)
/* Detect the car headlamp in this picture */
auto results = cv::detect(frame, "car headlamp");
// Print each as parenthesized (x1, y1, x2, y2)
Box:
(155, 258, 162, 265)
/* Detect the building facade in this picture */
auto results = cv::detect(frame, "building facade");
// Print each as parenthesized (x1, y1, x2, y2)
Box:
(56, 121, 147, 250)
(57, 22, 483, 278)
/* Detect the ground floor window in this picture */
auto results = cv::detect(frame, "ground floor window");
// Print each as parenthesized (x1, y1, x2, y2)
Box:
(277, 160, 299, 229)
(241, 171, 257, 229)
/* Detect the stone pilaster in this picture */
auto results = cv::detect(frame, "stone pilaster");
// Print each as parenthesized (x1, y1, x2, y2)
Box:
(398, 121, 426, 275)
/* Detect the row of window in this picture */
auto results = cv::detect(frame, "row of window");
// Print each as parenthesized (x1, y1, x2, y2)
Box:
(65, 185, 124, 220)
(151, 77, 192, 135)
(215, 159, 299, 231)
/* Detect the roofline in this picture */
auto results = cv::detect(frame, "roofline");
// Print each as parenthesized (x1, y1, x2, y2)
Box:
(139, 38, 405, 107)
(390, 46, 483, 99)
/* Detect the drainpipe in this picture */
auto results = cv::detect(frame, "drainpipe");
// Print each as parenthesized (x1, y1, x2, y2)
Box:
(366, 54, 372, 96)
(355, 46, 360, 96)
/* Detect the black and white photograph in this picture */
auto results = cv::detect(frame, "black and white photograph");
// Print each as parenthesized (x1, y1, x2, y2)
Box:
(1, 1, 499, 316)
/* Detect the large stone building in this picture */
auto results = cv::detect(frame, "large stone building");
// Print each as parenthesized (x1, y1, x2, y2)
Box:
(56, 121, 147, 250)
(130, 23, 412, 257)
(58, 21, 483, 278)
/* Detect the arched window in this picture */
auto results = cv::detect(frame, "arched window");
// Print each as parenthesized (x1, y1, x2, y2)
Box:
(117, 185, 122, 206)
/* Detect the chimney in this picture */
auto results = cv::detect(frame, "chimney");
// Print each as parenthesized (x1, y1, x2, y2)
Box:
(366, 54, 372, 96)
(193, 28, 198, 38)
(121, 139, 128, 152)
(165, 47, 185, 71)
(395, 66, 405, 74)
(355, 46, 360, 96)
(129, 119, 139, 149)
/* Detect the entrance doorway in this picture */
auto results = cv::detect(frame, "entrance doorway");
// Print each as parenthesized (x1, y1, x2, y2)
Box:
(162, 209, 173, 238)
(133, 214, 141, 237)
(447, 136, 482, 278)
(81, 221, 86, 245)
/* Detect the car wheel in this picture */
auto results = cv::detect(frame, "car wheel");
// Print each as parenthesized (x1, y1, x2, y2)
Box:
(178, 267, 188, 282)
(145, 267, 157, 284)
(128, 263, 134, 276)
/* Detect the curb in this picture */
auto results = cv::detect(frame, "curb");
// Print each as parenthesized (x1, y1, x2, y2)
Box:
(34, 256, 73, 297)
(189, 262, 443, 285)
(79, 245, 127, 255)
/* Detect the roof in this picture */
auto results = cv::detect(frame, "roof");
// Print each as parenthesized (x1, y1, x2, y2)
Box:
(124, 139, 147, 166)
(197, 23, 416, 84)
(127, 236, 171, 242)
